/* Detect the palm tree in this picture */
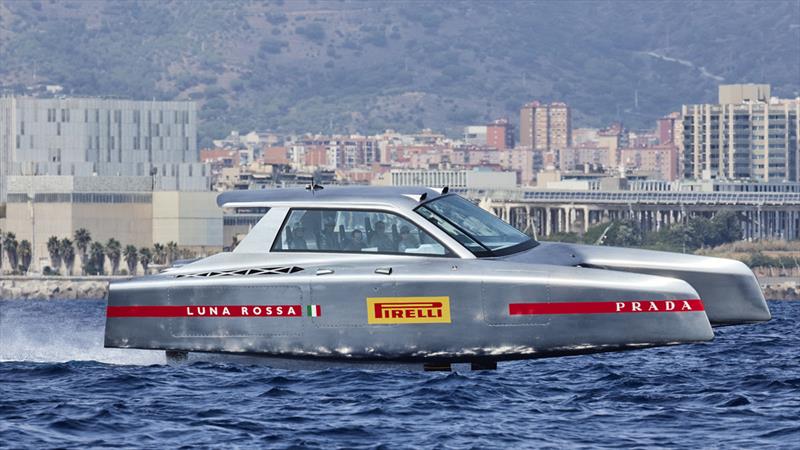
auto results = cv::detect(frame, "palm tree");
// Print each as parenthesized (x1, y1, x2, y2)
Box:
(123, 245, 138, 275)
(4, 233, 19, 274)
(153, 243, 166, 265)
(179, 247, 197, 260)
(105, 238, 121, 275)
(61, 238, 76, 276)
(19, 240, 32, 274)
(47, 236, 62, 272)
(139, 247, 152, 274)
(74, 228, 92, 274)
(166, 241, 179, 265)
(90, 241, 105, 275)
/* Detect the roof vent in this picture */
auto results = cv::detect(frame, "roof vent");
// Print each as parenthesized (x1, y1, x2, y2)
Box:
(175, 266, 303, 279)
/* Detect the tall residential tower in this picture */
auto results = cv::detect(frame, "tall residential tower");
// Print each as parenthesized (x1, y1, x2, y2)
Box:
(519, 101, 572, 151)
(681, 85, 799, 181)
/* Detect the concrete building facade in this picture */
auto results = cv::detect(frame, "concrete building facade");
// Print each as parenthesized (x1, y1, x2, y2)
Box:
(519, 101, 572, 151)
(682, 97, 800, 181)
(463, 125, 488, 146)
(0, 96, 209, 202)
(4, 176, 221, 272)
(620, 145, 680, 181)
(719, 84, 771, 105)
(560, 144, 612, 171)
(485, 118, 515, 150)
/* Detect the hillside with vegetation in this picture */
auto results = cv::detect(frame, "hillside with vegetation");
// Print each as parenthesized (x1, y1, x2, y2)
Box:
(1, 0, 797, 144)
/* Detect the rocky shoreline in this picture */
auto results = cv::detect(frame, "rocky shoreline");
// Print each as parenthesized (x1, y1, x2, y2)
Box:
(0, 276, 124, 300)
(0, 275, 798, 301)
(760, 278, 800, 301)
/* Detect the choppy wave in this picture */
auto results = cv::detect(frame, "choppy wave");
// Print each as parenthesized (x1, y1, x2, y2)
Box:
(1, 300, 799, 448)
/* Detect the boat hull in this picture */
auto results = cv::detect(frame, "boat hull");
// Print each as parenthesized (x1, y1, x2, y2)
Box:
(503, 243, 771, 325)
(104, 261, 713, 363)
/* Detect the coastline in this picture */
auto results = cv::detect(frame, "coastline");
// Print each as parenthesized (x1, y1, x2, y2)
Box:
(0, 276, 126, 300)
(0, 275, 798, 301)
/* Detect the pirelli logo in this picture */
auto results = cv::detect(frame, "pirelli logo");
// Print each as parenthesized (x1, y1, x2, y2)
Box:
(366, 296, 451, 324)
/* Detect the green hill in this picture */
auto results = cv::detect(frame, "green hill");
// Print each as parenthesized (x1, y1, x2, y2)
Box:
(1, 0, 797, 145)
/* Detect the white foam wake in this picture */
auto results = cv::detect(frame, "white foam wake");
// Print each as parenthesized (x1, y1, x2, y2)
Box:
(0, 300, 164, 366)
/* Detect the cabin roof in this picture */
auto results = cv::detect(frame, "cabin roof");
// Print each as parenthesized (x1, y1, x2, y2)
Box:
(216, 186, 444, 208)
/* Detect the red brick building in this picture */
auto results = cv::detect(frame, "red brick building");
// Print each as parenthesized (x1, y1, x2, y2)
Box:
(486, 118, 515, 150)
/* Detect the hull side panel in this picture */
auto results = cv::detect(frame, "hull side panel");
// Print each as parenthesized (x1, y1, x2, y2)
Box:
(504, 242, 771, 325)
(105, 263, 713, 362)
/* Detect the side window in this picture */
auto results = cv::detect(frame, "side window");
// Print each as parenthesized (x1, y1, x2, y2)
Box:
(273, 209, 449, 256)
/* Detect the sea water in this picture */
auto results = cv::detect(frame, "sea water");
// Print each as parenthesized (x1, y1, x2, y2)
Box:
(1, 300, 798, 448)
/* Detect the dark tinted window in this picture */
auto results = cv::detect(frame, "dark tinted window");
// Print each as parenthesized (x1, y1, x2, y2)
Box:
(273, 209, 449, 256)
(417, 195, 535, 256)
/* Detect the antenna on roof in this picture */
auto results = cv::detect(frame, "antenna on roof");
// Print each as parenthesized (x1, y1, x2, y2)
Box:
(441, 186, 449, 194)
(419, 192, 428, 201)
(305, 177, 324, 194)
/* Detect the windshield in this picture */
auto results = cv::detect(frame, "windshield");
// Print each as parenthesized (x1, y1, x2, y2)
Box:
(416, 195, 537, 257)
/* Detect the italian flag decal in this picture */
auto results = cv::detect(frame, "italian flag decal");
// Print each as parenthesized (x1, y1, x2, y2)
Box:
(307, 304, 322, 317)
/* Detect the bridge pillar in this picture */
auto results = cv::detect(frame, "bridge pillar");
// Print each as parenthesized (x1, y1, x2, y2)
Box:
(584, 206, 591, 232)
(545, 207, 552, 236)
(565, 207, 574, 233)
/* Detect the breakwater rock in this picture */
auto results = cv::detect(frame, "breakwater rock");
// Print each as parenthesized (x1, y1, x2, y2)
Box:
(761, 279, 800, 301)
(763, 287, 799, 301)
(0, 277, 122, 300)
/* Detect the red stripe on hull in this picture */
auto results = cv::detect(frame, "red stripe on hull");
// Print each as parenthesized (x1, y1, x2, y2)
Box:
(107, 305, 304, 318)
(509, 299, 704, 315)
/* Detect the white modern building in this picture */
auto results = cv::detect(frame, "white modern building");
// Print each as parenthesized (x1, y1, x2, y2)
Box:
(464, 125, 488, 146)
(0, 96, 210, 202)
(682, 85, 800, 182)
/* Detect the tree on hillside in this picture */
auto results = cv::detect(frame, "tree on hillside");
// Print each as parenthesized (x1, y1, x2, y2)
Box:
(123, 245, 138, 275)
(47, 236, 62, 272)
(139, 247, 152, 274)
(4, 233, 19, 274)
(90, 242, 105, 275)
(74, 228, 92, 274)
(61, 238, 76, 276)
(105, 238, 122, 275)
(19, 240, 32, 274)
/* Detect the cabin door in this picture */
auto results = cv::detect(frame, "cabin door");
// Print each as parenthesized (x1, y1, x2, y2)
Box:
(309, 268, 395, 328)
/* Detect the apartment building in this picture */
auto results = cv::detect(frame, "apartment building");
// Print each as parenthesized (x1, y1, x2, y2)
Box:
(682, 85, 799, 181)
(485, 118, 515, 149)
(519, 101, 572, 151)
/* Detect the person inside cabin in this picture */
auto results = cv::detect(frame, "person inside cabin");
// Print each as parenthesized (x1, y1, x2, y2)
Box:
(344, 229, 366, 251)
(318, 219, 339, 250)
(397, 225, 420, 252)
(289, 226, 308, 250)
(370, 220, 395, 252)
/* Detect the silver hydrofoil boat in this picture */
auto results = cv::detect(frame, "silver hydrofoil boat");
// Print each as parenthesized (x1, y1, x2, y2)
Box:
(104, 187, 770, 369)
